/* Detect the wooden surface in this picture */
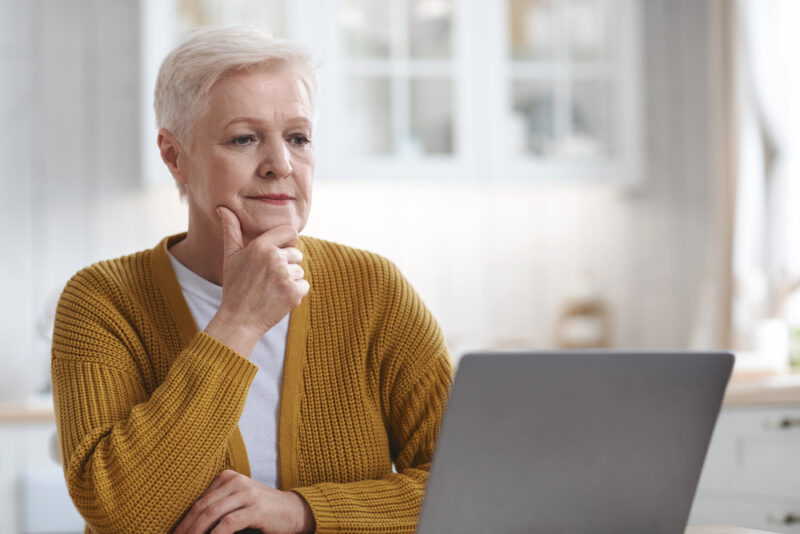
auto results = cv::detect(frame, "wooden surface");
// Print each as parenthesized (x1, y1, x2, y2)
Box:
(2, 371, 800, 422)
(724, 371, 800, 406)
(686, 527, 778, 534)
(0, 398, 55, 422)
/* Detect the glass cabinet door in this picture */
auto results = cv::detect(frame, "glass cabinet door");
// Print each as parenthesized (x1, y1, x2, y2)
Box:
(507, 0, 618, 161)
(339, 0, 457, 159)
(142, 0, 640, 183)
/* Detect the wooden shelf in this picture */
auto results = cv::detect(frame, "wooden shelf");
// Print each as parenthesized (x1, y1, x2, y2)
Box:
(0, 397, 56, 423)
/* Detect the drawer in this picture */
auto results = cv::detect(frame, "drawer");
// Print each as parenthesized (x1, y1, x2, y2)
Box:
(690, 492, 800, 533)
(697, 406, 800, 498)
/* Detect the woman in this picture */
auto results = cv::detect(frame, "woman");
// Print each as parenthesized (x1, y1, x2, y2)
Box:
(51, 27, 452, 534)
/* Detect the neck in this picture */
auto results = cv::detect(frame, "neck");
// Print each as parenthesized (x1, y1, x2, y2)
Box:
(169, 208, 224, 285)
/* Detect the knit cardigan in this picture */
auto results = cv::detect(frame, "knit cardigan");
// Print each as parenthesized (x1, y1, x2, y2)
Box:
(51, 233, 453, 534)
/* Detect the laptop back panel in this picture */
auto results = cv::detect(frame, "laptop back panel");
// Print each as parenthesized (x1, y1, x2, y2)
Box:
(416, 351, 733, 534)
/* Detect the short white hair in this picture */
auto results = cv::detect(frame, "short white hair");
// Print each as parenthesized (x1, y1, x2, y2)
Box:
(154, 26, 317, 147)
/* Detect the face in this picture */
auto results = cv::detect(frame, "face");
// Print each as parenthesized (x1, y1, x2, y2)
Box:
(177, 69, 314, 242)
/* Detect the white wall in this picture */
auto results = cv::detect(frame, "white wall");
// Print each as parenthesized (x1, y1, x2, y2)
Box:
(0, 0, 715, 398)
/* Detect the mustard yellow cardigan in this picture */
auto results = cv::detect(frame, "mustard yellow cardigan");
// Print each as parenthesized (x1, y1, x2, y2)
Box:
(51, 234, 453, 533)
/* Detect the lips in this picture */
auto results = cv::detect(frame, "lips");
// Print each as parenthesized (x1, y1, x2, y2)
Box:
(248, 194, 294, 205)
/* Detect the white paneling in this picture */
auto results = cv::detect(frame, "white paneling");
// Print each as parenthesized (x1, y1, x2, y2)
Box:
(38, 0, 90, 312)
(0, 0, 34, 54)
(0, 1, 36, 400)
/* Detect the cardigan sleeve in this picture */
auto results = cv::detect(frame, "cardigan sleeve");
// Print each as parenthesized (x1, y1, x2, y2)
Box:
(293, 259, 454, 534)
(51, 268, 258, 533)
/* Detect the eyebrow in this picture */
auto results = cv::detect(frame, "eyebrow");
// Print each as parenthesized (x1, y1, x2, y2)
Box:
(223, 116, 312, 129)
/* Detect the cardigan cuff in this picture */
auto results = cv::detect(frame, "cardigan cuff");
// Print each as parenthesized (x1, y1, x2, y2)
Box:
(294, 485, 341, 534)
(171, 331, 259, 395)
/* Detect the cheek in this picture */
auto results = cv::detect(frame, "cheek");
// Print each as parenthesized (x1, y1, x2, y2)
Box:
(298, 171, 313, 210)
(200, 157, 249, 200)
(296, 154, 314, 202)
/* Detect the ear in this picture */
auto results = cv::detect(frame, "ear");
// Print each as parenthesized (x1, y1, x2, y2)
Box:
(157, 128, 188, 186)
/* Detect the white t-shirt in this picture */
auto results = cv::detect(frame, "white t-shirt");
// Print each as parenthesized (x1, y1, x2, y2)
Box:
(168, 252, 288, 489)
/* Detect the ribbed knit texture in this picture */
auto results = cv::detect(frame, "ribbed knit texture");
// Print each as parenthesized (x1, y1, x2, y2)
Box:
(51, 234, 453, 534)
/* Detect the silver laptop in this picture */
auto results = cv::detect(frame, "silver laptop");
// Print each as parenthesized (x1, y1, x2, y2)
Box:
(417, 351, 733, 534)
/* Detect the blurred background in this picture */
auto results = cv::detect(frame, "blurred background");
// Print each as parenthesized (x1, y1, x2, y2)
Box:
(3, 0, 800, 532)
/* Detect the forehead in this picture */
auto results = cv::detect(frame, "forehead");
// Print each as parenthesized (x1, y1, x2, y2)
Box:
(205, 69, 312, 121)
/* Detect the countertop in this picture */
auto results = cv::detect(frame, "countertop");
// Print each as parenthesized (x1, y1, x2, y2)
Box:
(724, 371, 800, 406)
(3, 371, 800, 422)
(686, 528, 778, 534)
(0, 395, 55, 422)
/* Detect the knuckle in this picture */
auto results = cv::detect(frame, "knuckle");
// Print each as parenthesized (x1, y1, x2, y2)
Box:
(279, 276, 294, 290)
(220, 514, 239, 526)
(253, 239, 273, 255)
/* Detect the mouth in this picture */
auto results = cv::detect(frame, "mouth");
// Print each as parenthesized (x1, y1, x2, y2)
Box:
(248, 194, 294, 205)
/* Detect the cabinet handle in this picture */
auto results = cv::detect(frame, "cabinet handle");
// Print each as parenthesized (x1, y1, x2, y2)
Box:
(779, 417, 800, 429)
(768, 512, 800, 525)
(763, 417, 800, 430)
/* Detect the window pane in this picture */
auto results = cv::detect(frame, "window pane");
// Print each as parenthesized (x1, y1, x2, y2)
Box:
(344, 77, 393, 155)
(511, 79, 556, 156)
(340, 0, 392, 58)
(409, 0, 453, 59)
(176, 0, 286, 37)
(509, 0, 557, 60)
(569, 79, 613, 157)
(410, 78, 454, 155)
(239, 0, 287, 36)
(565, 0, 613, 61)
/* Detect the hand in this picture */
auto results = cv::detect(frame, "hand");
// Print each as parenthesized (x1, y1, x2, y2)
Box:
(173, 470, 315, 534)
(205, 206, 310, 357)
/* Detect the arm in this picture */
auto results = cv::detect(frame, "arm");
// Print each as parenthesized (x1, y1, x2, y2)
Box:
(52, 271, 257, 533)
(53, 211, 308, 533)
(294, 359, 451, 533)
(293, 261, 453, 534)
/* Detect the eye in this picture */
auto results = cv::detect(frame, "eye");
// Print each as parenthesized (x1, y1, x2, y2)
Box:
(231, 135, 256, 146)
(288, 134, 311, 146)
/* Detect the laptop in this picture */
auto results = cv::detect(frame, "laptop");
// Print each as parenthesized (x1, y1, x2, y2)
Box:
(417, 350, 733, 534)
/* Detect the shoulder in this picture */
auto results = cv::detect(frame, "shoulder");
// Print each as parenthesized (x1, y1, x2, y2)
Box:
(298, 236, 418, 323)
(52, 247, 160, 369)
(299, 235, 403, 287)
(56, 244, 165, 335)
(62, 248, 154, 302)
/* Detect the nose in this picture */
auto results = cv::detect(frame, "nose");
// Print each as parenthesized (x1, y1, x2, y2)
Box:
(257, 136, 292, 179)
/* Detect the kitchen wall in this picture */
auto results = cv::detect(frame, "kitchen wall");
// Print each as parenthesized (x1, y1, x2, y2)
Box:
(0, 0, 715, 399)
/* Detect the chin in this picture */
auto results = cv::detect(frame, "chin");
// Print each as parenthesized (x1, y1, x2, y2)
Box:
(246, 217, 303, 237)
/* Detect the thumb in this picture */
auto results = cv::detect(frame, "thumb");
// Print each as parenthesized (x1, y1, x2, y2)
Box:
(216, 206, 243, 258)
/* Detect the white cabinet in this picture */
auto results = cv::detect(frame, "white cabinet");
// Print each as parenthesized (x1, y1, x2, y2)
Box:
(689, 405, 800, 532)
(0, 417, 83, 534)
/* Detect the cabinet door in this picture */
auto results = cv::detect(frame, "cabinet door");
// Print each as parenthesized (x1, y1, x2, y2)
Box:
(0, 422, 83, 534)
(689, 405, 800, 532)
(696, 406, 800, 498)
(689, 494, 800, 533)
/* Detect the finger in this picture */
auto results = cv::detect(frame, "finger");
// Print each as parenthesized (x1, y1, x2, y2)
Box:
(175, 471, 238, 534)
(251, 224, 298, 250)
(282, 246, 303, 265)
(184, 491, 249, 534)
(217, 207, 244, 258)
(209, 470, 239, 490)
(287, 264, 304, 280)
(296, 279, 310, 298)
(209, 509, 252, 534)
